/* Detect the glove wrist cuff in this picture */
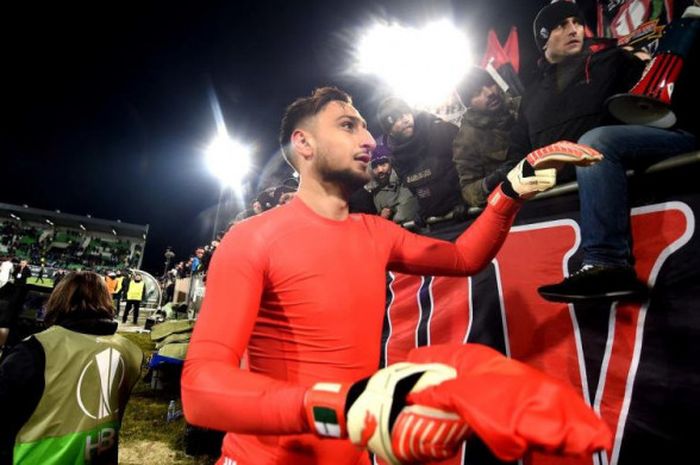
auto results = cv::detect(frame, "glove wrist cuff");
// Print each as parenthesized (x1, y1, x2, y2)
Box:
(488, 185, 523, 215)
(304, 382, 352, 438)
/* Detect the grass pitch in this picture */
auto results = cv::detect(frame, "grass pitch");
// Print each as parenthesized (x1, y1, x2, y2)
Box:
(119, 332, 217, 465)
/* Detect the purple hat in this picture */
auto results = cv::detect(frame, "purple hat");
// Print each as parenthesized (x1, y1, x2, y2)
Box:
(370, 144, 392, 167)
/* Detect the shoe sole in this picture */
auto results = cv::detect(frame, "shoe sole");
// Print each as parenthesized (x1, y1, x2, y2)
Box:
(538, 289, 647, 303)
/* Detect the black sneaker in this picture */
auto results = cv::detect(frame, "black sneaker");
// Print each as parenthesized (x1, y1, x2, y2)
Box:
(538, 265, 648, 303)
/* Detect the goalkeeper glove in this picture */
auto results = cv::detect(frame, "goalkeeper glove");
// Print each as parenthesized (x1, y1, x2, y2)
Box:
(303, 362, 469, 464)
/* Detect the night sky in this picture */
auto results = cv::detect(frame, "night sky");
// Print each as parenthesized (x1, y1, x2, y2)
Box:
(2, 0, 550, 274)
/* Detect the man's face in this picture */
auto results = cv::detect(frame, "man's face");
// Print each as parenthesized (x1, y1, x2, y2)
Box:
(20, 260, 27, 267)
(306, 101, 376, 190)
(544, 16, 584, 63)
(372, 161, 392, 185)
(389, 113, 414, 142)
(470, 83, 505, 113)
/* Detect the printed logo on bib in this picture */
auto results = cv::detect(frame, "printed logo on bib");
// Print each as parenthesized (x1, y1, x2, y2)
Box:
(76, 347, 126, 419)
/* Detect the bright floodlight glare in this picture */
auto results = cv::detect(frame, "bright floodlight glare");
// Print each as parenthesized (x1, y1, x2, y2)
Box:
(356, 19, 472, 107)
(206, 133, 252, 191)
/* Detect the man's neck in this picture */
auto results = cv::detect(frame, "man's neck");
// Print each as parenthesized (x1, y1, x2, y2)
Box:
(296, 180, 350, 221)
(545, 50, 585, 66)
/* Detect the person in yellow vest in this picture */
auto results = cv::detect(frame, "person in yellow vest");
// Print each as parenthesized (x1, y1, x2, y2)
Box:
(0, 271, 143, 465)
(122, 273, 146, 325)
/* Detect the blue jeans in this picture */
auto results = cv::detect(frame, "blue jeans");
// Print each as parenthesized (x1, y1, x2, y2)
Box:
(576, 125, 696, 268)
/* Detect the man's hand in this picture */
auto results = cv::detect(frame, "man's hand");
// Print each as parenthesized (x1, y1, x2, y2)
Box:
(526, 141, 603, 170)
(500, 140, 604, 199)
(304, 363, 469, 465)
(502, 159, 556, 200)
(380, 207, 393, 219)
(346, 363, 467, 465)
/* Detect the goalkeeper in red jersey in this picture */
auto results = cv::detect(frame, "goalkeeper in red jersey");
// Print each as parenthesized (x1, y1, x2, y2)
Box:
(181, 87, 609, 465)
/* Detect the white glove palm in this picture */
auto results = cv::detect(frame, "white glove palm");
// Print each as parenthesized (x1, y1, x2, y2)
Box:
(505, 159, 556, 199)
(346, 363, 468, 465)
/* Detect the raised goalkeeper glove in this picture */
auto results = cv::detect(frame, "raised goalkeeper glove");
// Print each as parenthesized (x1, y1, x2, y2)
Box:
(526, 141, 603, 170)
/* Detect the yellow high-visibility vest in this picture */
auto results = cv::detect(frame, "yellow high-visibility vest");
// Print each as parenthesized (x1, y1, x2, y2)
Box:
(126, 280, 145, 301)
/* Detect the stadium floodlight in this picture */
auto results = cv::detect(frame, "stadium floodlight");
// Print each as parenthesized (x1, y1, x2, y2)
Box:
(355, 19, 472, 107)
(205, 132, 252, 193)
(205, 131, 252, 240)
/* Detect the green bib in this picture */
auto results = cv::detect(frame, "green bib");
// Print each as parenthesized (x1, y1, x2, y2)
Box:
(14, 326, 142, 465)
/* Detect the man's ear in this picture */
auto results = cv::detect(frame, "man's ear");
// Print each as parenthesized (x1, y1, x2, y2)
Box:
(291, 128, 314, 161)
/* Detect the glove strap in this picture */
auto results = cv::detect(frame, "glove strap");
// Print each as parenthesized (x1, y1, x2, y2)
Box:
(304, 382, 354, 438)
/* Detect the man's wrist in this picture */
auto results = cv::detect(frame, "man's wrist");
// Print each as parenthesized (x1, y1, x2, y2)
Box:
(304, 382, 352, 438)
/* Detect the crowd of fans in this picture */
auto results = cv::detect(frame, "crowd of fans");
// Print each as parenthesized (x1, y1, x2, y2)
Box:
(0, 220, 142, 274)
(213, 1, 698, 303)
(3, 1, 694, 315)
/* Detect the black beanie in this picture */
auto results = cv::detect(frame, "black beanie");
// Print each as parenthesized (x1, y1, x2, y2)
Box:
(533, 1, 585, 51)
(376, 97, 412, 135)
(456, 67, 496, 105)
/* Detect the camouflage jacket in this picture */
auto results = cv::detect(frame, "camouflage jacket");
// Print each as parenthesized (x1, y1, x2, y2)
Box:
(452, 95, 521, 207)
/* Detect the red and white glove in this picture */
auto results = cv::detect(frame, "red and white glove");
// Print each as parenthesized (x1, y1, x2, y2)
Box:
(303, 362, 469, 465)
(406, 344, 612, 461)
(501, 141, 604, 200)
(391, 404, 468, 463)
(526, 141, 604, 170)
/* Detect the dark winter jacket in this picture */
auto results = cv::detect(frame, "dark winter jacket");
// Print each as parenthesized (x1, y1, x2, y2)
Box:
(389, 112, 461, 219)
(508, 46, 646, 182)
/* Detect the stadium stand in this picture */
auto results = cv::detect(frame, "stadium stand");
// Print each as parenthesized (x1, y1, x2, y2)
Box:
(0, 203, 148, 274)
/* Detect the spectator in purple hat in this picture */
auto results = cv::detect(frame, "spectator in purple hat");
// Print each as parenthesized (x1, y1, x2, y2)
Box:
(376, 97, 462, 221)
(364, 144, 418, 224)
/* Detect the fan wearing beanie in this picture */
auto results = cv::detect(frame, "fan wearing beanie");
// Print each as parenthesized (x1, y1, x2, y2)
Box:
(516, 1, 700, 302)
(375, 96, 464, 221)
(364, 144, 419, 224)
(533, 1, 586, 60)
(453, 67, 522, 208)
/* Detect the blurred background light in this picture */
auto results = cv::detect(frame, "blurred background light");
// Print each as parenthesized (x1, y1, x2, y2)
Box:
(355, 19, 472, 107)
(205, 133, 252, 194)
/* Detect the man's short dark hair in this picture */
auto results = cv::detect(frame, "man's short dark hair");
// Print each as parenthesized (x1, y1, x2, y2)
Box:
(279, 87, 353, 169)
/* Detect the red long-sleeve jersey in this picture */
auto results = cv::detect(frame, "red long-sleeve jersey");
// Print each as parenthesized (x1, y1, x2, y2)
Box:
(182, 192, 520, 465)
